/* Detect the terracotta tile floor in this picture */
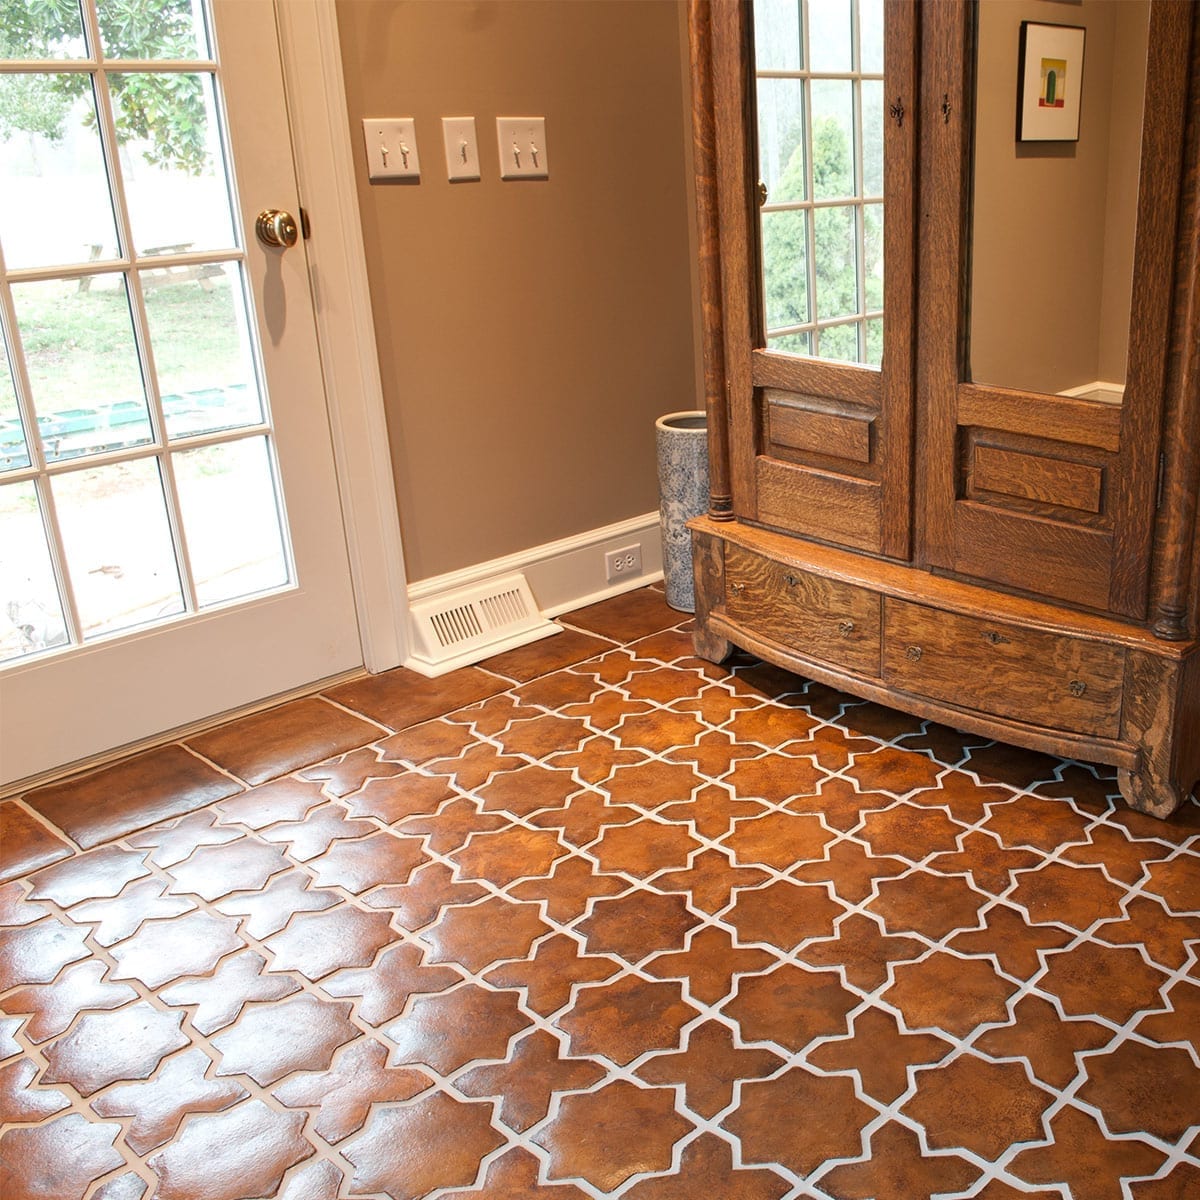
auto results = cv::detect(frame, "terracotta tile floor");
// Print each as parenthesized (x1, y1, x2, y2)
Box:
(2, 584, 1199, 1199)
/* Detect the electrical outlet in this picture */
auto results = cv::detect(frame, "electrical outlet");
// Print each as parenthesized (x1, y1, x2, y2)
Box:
(605, 543, 643, 582)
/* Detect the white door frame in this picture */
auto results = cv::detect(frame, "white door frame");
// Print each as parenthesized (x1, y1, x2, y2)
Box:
(273, 0, 409, 673)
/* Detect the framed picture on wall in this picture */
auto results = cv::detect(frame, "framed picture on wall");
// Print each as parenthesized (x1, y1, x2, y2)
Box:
(1017, 21, 1086, 142)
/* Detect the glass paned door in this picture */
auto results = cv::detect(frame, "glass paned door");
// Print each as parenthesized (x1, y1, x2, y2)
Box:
(0, 0, 361, 785)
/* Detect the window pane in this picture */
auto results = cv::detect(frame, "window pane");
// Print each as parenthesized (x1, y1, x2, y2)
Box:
(761, 209, 810, 331)
(808, 0, 852, 73)
(865, 317, 883, 367)
(174, 438, 288, 607)
(0, 74, 119, 269)
(864, 203, 884, 310)
(860, 0, 884, 74)
(110, 72, 235, 256)
(813, 204, 857, 321)
(862, 80, 884, 197)
(754, 0, 802, 72)
(142, 263, 264, 438)
(810, 80, 854, 200)
(0, 1, 87, 60)
(758, 79, 807, 203)
(768, 331, 812, 356)
(97, 0, 210, 59)
(12, 276, 152, 463)
(0, 336, 28, 473)
(0, 481, 68, 662)
(52, 458, 183, 638)
(817, 323, 860, 364)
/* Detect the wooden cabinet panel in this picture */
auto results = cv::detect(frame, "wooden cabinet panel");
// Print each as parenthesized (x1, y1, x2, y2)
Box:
(882, 599, 1124, 738)
(755, 459, 883, 553)
(766, 394, 873, 465)
(971, 445, 1104, 515)
(725, 544, 881, 676)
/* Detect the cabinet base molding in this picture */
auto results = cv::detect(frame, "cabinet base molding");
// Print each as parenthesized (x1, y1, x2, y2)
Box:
(690, 517, 1199, 818)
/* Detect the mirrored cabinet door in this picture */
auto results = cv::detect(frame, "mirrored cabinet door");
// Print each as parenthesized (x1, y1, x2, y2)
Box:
(918, 0, 1192, 618)
(712, 0, 917, 558)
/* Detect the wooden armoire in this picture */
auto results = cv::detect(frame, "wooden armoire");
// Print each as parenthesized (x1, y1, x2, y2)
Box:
(687, 0, 1200, 816)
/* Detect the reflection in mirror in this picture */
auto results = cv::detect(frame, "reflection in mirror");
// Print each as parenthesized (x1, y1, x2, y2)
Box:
(969, 0, 1149, 402)
(754, 0, 885, 366)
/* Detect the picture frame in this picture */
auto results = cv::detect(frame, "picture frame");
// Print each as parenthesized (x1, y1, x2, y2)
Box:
(1017, 21, 1086, 142)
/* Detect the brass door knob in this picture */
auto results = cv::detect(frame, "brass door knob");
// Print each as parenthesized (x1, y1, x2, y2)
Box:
(255, 209, 299, 249)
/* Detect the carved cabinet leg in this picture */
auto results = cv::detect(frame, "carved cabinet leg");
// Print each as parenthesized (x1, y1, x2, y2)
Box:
(690, 525, 731, 663)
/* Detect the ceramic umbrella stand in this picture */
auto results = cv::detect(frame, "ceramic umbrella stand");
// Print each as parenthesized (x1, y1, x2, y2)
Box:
(655, 411, 709, 612)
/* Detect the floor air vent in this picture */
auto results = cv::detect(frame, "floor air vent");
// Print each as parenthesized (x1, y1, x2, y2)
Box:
(407, 572, 560, 677)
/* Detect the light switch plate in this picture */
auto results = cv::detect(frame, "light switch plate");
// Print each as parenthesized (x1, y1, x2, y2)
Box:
(496, 116, 549, 180)
(362, 118, 420, 181)
(442, 117, 480, 181)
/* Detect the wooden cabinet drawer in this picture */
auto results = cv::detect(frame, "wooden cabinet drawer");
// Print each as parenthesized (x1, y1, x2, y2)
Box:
(724, 544, 881, 676)
(882, 599, 1124, 738)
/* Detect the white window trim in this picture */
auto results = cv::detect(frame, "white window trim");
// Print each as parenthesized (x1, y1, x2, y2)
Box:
(272, 0, 410, 671)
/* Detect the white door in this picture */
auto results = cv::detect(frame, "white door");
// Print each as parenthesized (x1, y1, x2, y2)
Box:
(0, 0, 362, 787)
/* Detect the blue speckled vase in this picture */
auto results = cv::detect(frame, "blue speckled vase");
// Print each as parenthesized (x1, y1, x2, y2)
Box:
(655, 411, 709, 612)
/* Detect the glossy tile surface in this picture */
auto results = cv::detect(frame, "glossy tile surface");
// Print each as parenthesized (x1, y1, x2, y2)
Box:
(2, 585, 1198, 1199)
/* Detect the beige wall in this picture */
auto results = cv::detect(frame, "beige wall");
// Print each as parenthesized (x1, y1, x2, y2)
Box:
(336, 0, 699, 583)
(970, 0, 1147, 396)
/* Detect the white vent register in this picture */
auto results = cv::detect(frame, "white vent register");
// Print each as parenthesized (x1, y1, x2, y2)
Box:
(406, 572, 560, 677)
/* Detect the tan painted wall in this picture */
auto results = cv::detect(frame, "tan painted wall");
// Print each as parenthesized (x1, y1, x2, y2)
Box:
(336, 0, 700, 583)
(970, 0, 1146, 396)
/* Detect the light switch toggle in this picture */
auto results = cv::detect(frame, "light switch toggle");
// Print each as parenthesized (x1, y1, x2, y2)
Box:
(442, 117, 480, 181)
(497, 117, 549, 180)
(362, 118, 420, 181)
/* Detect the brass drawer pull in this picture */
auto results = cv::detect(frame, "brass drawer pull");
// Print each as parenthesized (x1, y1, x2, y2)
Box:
(982, 630, 1011, 646)
(729, 582, 745, 598)
(838, 620, 855, 638)
(784, 573, 800, 587)
(1069, 680, 1087, 698)
(906, 645, 923, 662)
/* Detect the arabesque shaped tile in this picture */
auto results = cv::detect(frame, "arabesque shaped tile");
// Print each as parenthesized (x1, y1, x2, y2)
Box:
(424, 742, 527, 791)
(635, 1019, 784, 1117)
(272, 1037, 427, 1142)
(960, 743, 1063, 792)
(491, 713, 592, 760)
(670, 687, 764, 732)
(605, 759, 707, 811)
(1059, 824, 1172, 886)
(974, 992, 1113, 1089)
(611, 710, 706, 756)
(306, 831, 427, 893)
(264, 904, 396, 981)
(396, 797, 510, 854)
(108, 909, 244, 989)
(1008, 1103, 1165, 1200)
(454, 1027, 607, 1131)
(125, 810, 240, 869)
(783, 776, 894, 832)
(0, 918, 92, 991)
(618, 665, 709, 705)
(255, 805, 375, 862)
(159, 950, 300, 1035)
(902, 1052, 1053, 1159)
(0, 880, 46, 926)
(855, 802, 966, 860)
(0, 1112, 124, 1200)
(655, 784, 767, 838)
(276, 1159, 344, 1200)
(364, 860, 487, 931)
(91, 1047, 247, 1154)
(1093, 894, 1200, 971)
(211, 994, 357, 1085)
(724, 880, 846, 950)
(475, 762, 585, 818)
(720, 809, 833, 870)
(0, 1057, 70, 1122)
(545, 733, 649, 784)
(842, 745, 945, 796)
(868, 870, 987, 939)
(377, 718, 476, 767)
(945, 902, 1074, 980)
(723, 1067, 872, 1176)
(559, 974, 697, 1065)
(905, 770, 1016, 823)
(89, 1171, 148, 1200)
(384, 983, 529, 1073)
(817, 1120, 979, 1200)
(980, 794, 1095, 852)
(213, 777, 328, 829)
(0, 959, 137, 1042)
(533, 1078, 693, 1192)
(214, 870, 340, 939)
(1007, 862, 1130, 931)
(322, 941, 462, 1024)
(589, 820, 700, 878)
(519, 669, 612, 713)
(723, 705, 819, 750)
(0, 803, 72, 884)
(527, 792, 641, 849)
(437, 1145, 591, 1199)
(68, 878, 197, 948)
(664, 728, 763, 785)
(925, 830, 1042, 896)
(299, 744, 408, 798)
(965, 1182, 1062, 1200)
(1077, 1039, 1200, 1144)
(723, 754, 823, 805)
(650, 848, 768, 914)
(147, 1098, 311, 1200)
(797, 913, 926, 991)
(643, 925, 775, 1006)
(1136, 977, 1200, 1055)
(165, 838, 290, 902)
(341, 772, 454, 824)
(575, 890, 698, 962)
(341, 1090, 506, 1199)
(722, 963, 858, 1052)
(627, 626, 701, 665)
(788, 839, 907, 905)
(27, 846, 150, 908)
(484, 933, 621, 1016)
(1140, 852, 1200, 915)
(441, 693, 544, 738)
(623, 1133, 790, 1200)
(419, 896, 550, 973)
(41, 1001, 188, 1096)
(884, 953, 1016, 1037)
(449, 825, 566, 887)
(1127, 1162, 1200, 1199)
(1037, 940, 1170, 1024)
(806, 1005, 951, 1103)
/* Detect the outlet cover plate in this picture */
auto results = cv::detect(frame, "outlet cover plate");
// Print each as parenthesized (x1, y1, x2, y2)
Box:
(442, 116, 480, 181)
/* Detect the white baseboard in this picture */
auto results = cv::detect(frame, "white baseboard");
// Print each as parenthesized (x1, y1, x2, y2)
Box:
(404, 512, 665, 667)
